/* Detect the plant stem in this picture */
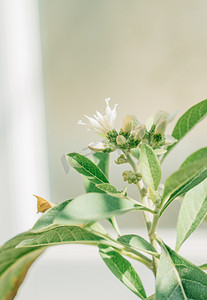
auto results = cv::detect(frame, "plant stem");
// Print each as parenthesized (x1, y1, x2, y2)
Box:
(125, 151, 160, 275)
(148, 211, 160, 273)
(90, 230, 153, 270)
(125, 152, 153, 230)
(110, 216, 121, 237)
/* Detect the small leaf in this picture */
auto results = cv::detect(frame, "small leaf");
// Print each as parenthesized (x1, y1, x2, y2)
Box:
(199, 264, 207, 271)
(17, 226, 104, 248)
(140, 144, 161, 190)
(161, 157, 207, 214)
(0, 232, 45, 300)
(156, 242, 207, 300)
(99, 244, 146, 299)
(180, 147, 207, 169)
(55, 193, 152, 225)
(32, 199, 72, 232)
(176, 179, 207, 251)
(34, 195, 55, 213)
(96, 183, 119, 194)
(67, 152, 109, 186)
(130, 148, 140, 160)
(118, 234, 159, 257)
(84, 152, 109, 193)
(163, 99, 207, 159)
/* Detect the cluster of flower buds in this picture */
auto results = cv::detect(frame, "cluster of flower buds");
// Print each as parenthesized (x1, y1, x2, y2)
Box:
(122, 170, 142, 184)
(78, 99, 178, 155)
(105, 115, 147, 151)
(146, 110, 178, 148)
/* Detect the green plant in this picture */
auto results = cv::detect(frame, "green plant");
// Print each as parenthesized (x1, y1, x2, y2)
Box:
(1, 98, 207, 299)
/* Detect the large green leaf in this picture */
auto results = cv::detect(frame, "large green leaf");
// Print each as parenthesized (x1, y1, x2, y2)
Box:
(176, 179, 207, 251)
(32, 199, 72, 232)
(67, 152, 109, 186)
(160, 157, 207, 214)
(84, 152, 109, 193)
(180, 147, 207, 169)
(156, 243, 207, 300)
(163, 99, 207, 160)
(17, 226, 104, 248)
(140, 144, 161, 190)
(99, 244, 146, 299)
(0, 232, 45, 300)
(55, 193, 152, 225)
(118, 234, 159, 257)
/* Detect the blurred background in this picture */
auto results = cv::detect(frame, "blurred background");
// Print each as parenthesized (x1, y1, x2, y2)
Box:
(1, 0, 207, 299)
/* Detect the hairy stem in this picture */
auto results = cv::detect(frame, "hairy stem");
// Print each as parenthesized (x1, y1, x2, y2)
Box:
(125, 151, 160, 275)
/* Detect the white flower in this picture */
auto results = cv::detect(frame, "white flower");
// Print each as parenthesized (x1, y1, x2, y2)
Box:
(78, 98, 118, 136)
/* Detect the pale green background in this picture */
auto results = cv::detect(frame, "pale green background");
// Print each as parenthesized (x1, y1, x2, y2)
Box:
(39, 0, 207, 227)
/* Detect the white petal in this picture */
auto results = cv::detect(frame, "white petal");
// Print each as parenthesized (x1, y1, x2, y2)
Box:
(88, 142, 106, 152)
(105, 98, 112, 119)
(84, 115, 102, 129)
(109, 104, 118, 127)
(78, 120, 86, 125)
(167, 110, 178, 124)
(154, 148, 167, 155)
(96, 111, 105, 123)
(165, 135, 178, 146)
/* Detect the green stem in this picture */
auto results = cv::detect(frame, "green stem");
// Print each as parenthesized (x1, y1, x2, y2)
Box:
(125, 152, 153, 229)
(148, 211, 160, 273)
(125, 151, 160, 275)
(91, 230, 153, 270)
(110, 217, 121, 237)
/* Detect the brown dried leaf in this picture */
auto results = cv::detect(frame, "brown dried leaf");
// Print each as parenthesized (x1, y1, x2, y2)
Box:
(34, 195, 55, 213)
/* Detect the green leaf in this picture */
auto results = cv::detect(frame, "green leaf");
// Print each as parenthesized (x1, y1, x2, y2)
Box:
(84, 222, 109, 236)
(131, 148, 140, 160)
(67, 152, 109, 187)
(55, 193, 152, 225)
(163, 99, 207, 159)
(140, 144, 161, 190)
(32, 199, 72, 232)
(118, 234, 159, 257)
(176, 179, 207, 251)
(160, 157, 207, 214)
(146, 296, 155, 300)
(199, 264, 207, 271)
(0, 232, 45, 300)
(180, 147, 207, 169)
(17, 226, 104, 248)
(99, 244, 146, 299)
(96, 183, 119, 194)
(84, 152, 109, 193)
(156, 243, 207, 300)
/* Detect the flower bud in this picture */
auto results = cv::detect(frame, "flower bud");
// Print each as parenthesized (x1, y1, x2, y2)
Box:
(166, 110, 178, 124)
(116, 135, 127, 146)
(154, 120, 167, 135)
(121, 115, 134, 133)
(115, 154, 127, 164)
(154, 111, 169, 125)
(131, 124, 146, 141)
(88, 142, 107, 152)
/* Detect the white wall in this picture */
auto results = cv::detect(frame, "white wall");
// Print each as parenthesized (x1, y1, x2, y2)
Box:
(0, 0, 50, 243)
